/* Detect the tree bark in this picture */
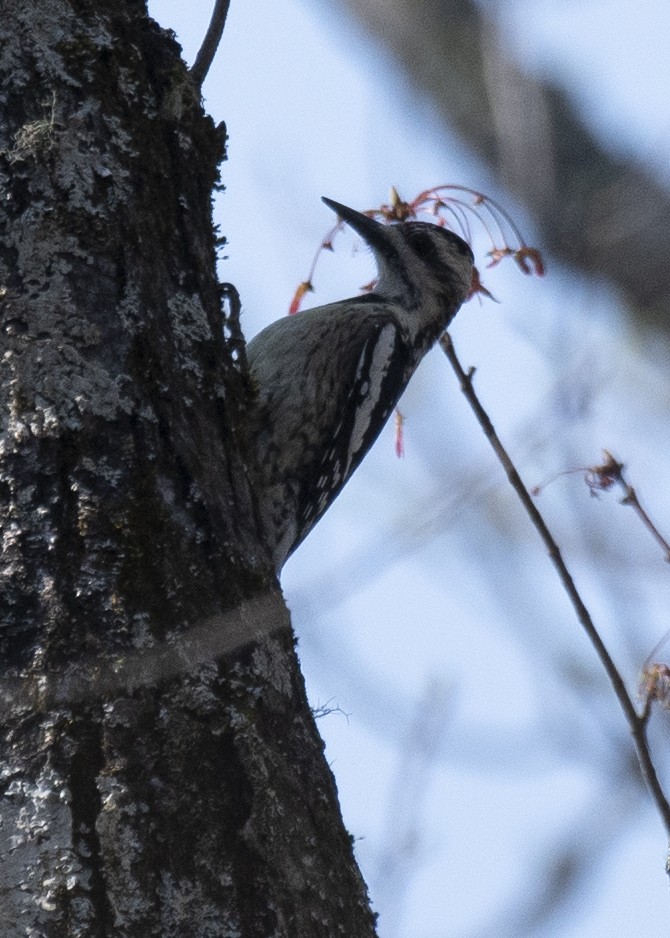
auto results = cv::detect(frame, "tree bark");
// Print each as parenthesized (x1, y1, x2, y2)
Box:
(0, 2, 376, 935)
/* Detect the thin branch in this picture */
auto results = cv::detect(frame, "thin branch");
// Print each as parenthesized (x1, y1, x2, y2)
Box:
(0, 593, 290, 714)
(439, 332, 670, 839)
(190, 0, 232, 89)
(615, 475, 670, 563)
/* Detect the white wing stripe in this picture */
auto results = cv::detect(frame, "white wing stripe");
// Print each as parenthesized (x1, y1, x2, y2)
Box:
(344, 324, 397, 477)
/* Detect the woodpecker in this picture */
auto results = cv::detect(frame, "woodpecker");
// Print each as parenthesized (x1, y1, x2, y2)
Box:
(247, 197, 474, 571)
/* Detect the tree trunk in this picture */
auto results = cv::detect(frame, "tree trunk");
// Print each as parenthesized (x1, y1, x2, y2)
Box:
(0, 2, 376, 935)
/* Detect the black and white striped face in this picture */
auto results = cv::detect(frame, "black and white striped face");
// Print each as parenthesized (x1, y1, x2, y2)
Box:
(322, 197, 474, 306)
(389, 222, 474, 301)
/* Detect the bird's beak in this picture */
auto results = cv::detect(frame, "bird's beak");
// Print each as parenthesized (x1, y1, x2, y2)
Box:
(322, 197, 387, 248)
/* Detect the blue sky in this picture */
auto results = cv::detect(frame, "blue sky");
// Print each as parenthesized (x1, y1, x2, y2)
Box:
(149, 3, 670, 934)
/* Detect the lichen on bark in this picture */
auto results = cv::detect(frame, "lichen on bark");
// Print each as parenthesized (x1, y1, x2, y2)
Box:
(0, 3, 377, 935)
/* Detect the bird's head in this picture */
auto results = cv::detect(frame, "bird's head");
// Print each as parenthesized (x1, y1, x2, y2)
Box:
(322, 196, 474, 311)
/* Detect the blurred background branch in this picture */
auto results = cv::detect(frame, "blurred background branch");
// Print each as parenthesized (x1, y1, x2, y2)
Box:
(323, 0, 670, 332)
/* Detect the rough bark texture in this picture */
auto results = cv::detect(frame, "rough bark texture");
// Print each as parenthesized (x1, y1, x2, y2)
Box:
(0, 2, 376, 935)
(327, 0, 670, 333)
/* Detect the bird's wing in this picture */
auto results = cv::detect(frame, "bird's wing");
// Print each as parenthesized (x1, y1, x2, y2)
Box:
(247, 297, 413, 556)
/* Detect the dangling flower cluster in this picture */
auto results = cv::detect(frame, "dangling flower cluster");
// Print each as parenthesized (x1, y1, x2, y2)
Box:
(289, 184, 544, 314)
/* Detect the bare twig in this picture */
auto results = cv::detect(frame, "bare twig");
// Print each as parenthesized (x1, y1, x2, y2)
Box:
(440, 333, 670, 839)
(312, 698, 351, 721)
(592, 453, 670, 563)
(0, 593, 290, 714)
(190, 0, 232, 88)
(623, 485, 670, 561)
(533, 451, 670, 563)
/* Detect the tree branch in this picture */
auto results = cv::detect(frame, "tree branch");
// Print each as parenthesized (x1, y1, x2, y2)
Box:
(440, 333, 670, 841)
(190, 0, 232, 88)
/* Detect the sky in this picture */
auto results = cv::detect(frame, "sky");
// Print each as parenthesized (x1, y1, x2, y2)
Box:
(148, 2, 670, 935)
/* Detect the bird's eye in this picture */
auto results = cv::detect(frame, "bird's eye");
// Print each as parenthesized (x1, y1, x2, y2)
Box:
(409, 231, 440, 264)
